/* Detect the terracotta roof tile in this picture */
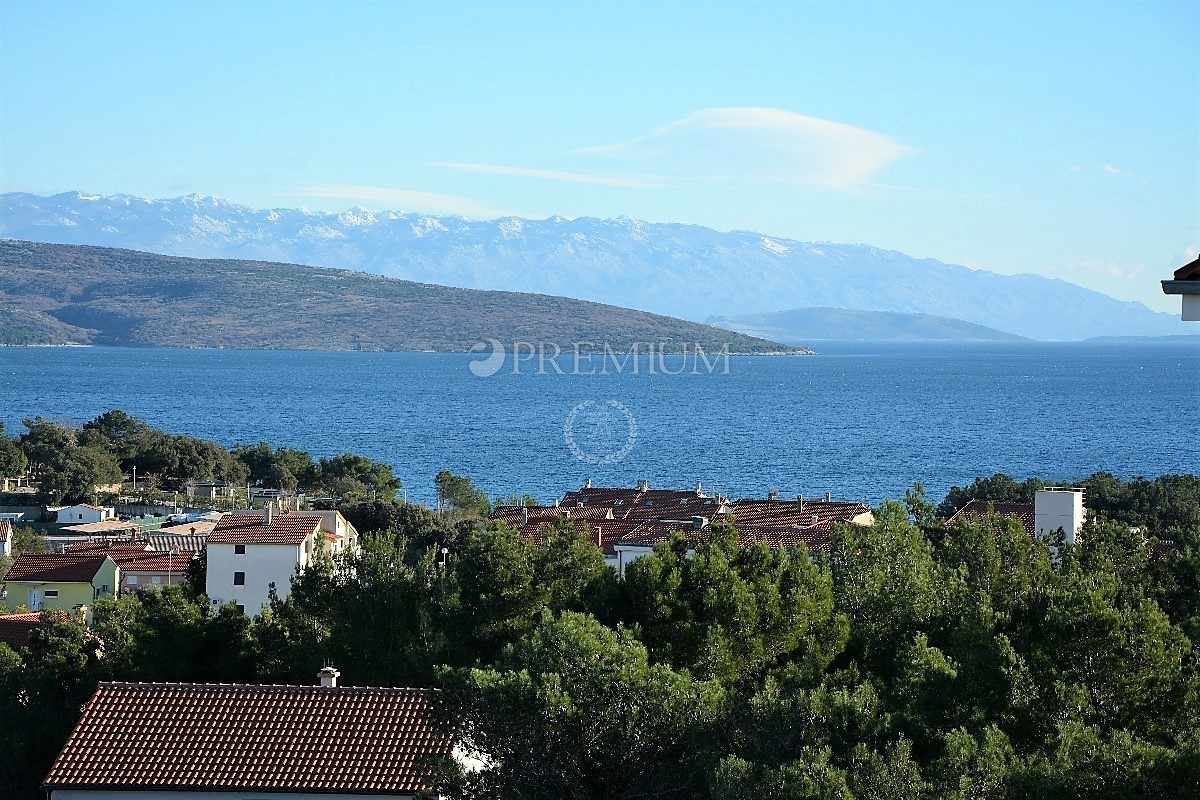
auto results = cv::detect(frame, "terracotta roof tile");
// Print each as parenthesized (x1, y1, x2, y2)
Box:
(208, 512, 323, 545)
(44, 682, 454, 794)
(0, 519, 11, 542)
(946, 500, 1036, 538)
(0, 612, 44, 651)
(3, 553, 110, 583)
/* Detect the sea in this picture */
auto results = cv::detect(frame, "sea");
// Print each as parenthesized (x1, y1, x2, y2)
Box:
(1, 342, 1196, 507)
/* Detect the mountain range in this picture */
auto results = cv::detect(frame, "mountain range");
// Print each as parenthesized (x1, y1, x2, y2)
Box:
(0, 191, 1188, 341)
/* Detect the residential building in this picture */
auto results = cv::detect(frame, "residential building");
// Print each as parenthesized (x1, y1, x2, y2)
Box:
(1162, 256, 1200, 321)
(0, 554, 118, 617)
(65, 541, 197, 591)
(945, 487, 1086, 547)
(206, 504, 358, 615)
(192, 480, 235, 499)
(0, 519, 11, 557)
(493, 482, 874, 575)
(53, 504, 116, 524)
(0, 612, 44, 651)
(43, 668, 457, 800)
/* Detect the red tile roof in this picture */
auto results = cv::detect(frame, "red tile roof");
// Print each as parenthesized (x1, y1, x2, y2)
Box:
(0, 519, 11, 542)
(946, 500, 1036, 538)
(1175, 256, 1200, 280)
(207, 512, 323, 545)
(0, 612, 44, 650)
(44, 682, 454, 794)
(3, 553, 111, 583)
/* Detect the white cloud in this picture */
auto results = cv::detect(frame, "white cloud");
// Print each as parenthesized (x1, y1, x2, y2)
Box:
(577, 107, 914, 188)
(427, 162, 663, 188)
(284, 185, 509, 218)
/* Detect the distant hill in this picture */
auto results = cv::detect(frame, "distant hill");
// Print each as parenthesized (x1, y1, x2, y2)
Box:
(708, 307, 1031, 342)
(1083, 334, 1200, 344)
(0, 240, 798, 353)
(0, 191, 1190, 341)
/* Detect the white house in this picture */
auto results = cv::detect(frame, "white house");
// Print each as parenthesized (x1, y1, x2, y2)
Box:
(43, 669, 456, 800)
(54, 504, 116, 524)
(205, 504, 358, 615)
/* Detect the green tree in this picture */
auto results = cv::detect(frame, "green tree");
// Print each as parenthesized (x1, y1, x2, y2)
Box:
(438, 611, 725, 800)
(435, 469, 489, 518)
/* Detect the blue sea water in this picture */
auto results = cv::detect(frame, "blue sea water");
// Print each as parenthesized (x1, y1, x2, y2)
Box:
(0, 342, 1196, 507)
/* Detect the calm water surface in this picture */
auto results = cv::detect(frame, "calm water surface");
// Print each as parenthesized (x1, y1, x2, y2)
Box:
(0, 342, 1196, 506)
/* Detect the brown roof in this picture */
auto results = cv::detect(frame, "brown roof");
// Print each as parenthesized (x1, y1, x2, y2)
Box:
(44, 682, 453, 794)
(207, 512, 322, 545)
(946, 499, 1036, 538)
(3, 553, 110, 583)
(0, 519, 11, 542)
(0, 612, 44, 651)
(65, 541, 196, 571)
(1175, 257, 1200, 280)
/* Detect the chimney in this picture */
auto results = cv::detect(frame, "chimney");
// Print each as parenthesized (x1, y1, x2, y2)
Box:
(596, 525, 602, 549)
(318, 665, 340, 688)
(768, 488, 779, 501)
(521, 507, 529, 527)
(636, 479, 649, 492)
(796, 494, 804, 510)
(695, 481, 703, 495)
(584, 478, 592, 489)
(264, 502, 274, 526)
(553, 498, 560, 508)
(825, 492, 832, 502)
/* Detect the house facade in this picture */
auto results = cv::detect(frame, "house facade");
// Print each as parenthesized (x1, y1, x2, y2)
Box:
(43, 670, 455, 799)
(206, 505, 358, 615)
(54, 505, 116, 524)
(0, 519, 11, 557)
(1, 554, 118, 617)
(65, 542, 197, 592)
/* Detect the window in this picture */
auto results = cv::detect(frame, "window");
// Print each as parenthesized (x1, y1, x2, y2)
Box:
(236, 604, 245, 615)
(233, 571, 246, 586)
(44, 589, 59, 598)
(151, 576, 162, 585)
(234, 544, 246, 555)
(127, 575, 138, 585)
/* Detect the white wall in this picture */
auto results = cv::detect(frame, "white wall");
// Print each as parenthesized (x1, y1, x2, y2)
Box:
(1034, 488, 1085, 547)
(206, 538, 306, 615)
(1183, 294, 1200, 322)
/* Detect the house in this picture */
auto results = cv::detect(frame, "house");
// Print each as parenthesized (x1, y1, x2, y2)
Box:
(42, 667, 457, 799)
(945, 487, 1085, 547)
(205, 504, 358, 615)
(53, 504, 116, 524)
(0, 612, 44, 651)
(1, 553, 118, 618)
(494, 482, 875, 575)
(0, 519, 12, 557)
(1162, 256, 1200, 321)
(192, 480, 235, 499)
(65, 541, 197, 592)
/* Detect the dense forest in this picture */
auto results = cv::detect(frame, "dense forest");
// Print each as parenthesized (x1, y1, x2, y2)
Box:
(0, 414, 1198, 798)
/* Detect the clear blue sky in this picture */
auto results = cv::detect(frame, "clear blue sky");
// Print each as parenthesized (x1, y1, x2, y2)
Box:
(2, 0, 1196, 311)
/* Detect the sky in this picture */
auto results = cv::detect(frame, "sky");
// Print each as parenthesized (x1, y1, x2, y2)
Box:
(1, 0, 1197, 312)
